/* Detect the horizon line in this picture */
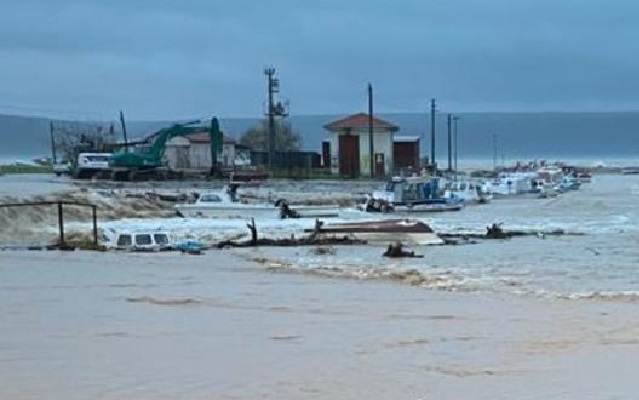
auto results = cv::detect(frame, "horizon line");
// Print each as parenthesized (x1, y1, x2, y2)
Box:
(3, 108, 639, 122)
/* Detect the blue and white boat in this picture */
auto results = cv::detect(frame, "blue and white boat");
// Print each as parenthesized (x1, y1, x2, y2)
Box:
(360, 176, 464, 213)
(556, 175, 581, 192)
(443, 179, 493, 204)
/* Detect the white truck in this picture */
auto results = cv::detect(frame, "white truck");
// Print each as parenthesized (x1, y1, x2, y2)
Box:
(73, 153, 112, 179)
(52, 161, 71, 176)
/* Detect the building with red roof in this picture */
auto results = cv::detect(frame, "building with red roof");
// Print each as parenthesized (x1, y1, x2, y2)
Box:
(324, 112, 416, 178)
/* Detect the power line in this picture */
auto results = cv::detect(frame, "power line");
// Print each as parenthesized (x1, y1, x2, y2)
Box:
(0, 103, 115, 121)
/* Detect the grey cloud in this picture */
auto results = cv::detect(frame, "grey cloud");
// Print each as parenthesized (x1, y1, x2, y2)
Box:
(1, 0, 639, 119)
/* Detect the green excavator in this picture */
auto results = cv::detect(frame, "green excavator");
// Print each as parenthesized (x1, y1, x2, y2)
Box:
(108, 117, 222, 181)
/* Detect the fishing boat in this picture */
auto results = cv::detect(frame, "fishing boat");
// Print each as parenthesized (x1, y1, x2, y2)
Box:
(556, 175, 581, 192)
(443, 180, 493, 204)
(358, 176, 463, 213)
(621, 168, 639, 175)
(489, 172, 559, 199)
(174, 184, 340, 219)
(577, 171, 592, 183)
(304, 218, 444, 246)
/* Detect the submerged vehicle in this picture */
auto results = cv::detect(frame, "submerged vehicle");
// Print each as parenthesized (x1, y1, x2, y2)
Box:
(102, 228, 174, 252)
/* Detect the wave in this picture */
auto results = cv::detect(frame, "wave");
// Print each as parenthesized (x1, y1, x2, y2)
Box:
(125, 296, 203, 306)
(556, 291, 639, 302)
(242, 254, 639, 304)
(248, 256, 485, 292)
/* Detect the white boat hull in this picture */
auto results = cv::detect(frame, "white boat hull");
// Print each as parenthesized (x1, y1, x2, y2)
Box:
(390, 203, 463, 213)
(293, 205, 341, 218)
(175, 204, 341, 219)
(175, 204, 279, 219)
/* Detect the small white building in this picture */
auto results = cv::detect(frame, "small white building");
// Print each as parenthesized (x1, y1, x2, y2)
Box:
(164, 132, 239, 170)
(323, 113, 399, 178)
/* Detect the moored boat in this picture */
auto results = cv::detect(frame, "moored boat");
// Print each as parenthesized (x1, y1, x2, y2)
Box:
(174, 184, 341, 219)
(359, 175, 463, 213)
(577, 172, 592, 183)
(443, 180, 493, 204)
(621, 168, 639, 175)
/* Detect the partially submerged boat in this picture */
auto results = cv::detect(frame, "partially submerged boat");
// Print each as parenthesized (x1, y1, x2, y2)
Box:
(175, 184, 340, 219)
(556, 175, 581, 192)
(305, 218, 444, 246)
(577, 171, 592, 183)
(442, 180, 493, 204)
(359, 176, 463, 213)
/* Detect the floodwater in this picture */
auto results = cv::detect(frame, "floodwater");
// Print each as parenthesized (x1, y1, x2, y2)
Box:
(94, 174, 639, 299)
(1, 251, 638, 399)
(1, 173, 639, 398)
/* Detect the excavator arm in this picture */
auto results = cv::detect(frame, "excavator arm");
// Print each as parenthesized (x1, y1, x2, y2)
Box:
(109, 117, 223, 179)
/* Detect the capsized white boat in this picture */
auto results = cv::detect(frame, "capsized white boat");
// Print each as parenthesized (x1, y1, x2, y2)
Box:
(174, 185, 341, 219)
(304, 218, 444, 246)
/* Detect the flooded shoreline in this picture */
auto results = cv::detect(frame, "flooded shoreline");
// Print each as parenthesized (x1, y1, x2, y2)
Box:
(2, 173, 639, 301)
(1, 250, 638, 399)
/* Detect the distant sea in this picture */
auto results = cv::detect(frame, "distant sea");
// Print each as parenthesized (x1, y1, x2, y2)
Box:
(1, 111, 638, 167)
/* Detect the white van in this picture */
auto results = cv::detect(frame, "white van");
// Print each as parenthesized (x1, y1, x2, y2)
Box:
(101, 229, 174, 252)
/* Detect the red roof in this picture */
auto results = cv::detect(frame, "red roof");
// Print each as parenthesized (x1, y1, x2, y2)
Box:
(324, 113, 399, 132)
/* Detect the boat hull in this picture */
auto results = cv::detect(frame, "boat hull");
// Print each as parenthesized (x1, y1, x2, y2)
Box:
(175, 204, 280, 219)
(292, 205, 341, 218)
(175, 204, 341, 219)
(391, 203, 463, 213)
(307, 219, 444, 246)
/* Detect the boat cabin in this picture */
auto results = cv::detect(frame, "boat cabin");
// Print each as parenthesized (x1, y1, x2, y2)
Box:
(196, 184, 241, 205)
(374, 176, 442, 203)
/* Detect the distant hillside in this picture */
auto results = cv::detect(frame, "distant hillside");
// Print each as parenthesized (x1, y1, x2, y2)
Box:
(1, 112, 638, 160)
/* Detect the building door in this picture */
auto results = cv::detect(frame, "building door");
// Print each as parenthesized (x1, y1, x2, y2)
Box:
(321, 141, 331, 168)
(338, 135, 360, 178)
(176, 146, 190, 169)
(374, 153, 385, 177)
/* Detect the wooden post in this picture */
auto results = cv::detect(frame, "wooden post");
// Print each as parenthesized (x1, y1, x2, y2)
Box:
(247, 218, 257, 245)
(92, 205, 98, 247)
(57, 202, 65, 245)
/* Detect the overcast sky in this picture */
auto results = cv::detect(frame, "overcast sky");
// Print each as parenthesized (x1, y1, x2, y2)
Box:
(1, 0, 638, 120)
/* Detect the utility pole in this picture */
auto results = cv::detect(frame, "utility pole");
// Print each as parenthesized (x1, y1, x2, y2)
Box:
(493, 133, 498, 171)
(119, 110, 128, 153)
(264, 67, 288, 172)
(368, 83, 375, 178)
(49, 122, 57, 164)
(453, 115, 459, 177)
(447, 113, 452, 172)
(265, 67, 276, 171)
(430, 98, 436, 173)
